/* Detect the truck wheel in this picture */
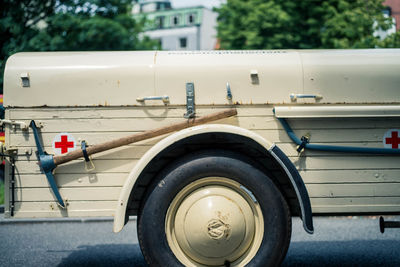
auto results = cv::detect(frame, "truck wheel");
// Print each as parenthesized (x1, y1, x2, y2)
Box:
(138, 150, 291, 267)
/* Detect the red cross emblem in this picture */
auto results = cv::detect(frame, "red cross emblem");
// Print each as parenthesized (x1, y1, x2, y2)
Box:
(53, 133, 76, 155)
(383, 130, 400, 149)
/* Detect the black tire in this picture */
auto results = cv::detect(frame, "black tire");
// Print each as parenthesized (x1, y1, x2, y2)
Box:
(138, 150, 291, 267)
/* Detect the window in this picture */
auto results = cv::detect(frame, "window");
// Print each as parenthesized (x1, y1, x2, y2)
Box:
(157, 2, 171, 11)
(383, 7, 391, 16)
(142, 3, 157, 12)
(172, 15, 180, 26)
(156, 16, 165, 29)
(187, 13, 196, 24)
(179, 37, 187, 48)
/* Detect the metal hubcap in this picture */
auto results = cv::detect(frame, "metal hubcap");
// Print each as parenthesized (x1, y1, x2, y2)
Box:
(165, 177, 264, 266)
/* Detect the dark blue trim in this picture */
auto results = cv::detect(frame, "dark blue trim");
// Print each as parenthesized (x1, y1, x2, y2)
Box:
(81, 141, 90, 162)
(30, 121, 45, 156)
(270, 145, 314, 234)
(30, 121, 65, 208)
(277, 117, 400, 154)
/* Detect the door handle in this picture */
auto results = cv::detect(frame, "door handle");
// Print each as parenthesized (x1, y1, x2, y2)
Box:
(290, 93, 322, 101)
(136, 95, 170, 104)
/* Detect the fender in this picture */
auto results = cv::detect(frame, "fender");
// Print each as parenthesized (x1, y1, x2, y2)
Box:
(269, 144, 314, 233)
(113, 124, 314, 234)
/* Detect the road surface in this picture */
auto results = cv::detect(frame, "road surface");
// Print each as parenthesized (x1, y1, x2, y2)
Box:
(1, 215, 400, 266)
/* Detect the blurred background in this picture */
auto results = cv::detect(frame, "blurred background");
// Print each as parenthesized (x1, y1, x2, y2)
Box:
(1, 0, 400, 93)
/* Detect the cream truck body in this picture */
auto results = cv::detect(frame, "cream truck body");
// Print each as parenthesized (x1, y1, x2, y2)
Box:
(3, 49, 400, 266)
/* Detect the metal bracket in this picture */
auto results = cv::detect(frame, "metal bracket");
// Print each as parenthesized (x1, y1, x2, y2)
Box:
(30, 120, 65, 208)
(297, 133, 311, 153)
(0, 120, 29, 131)
(184, 83, 195, 118)
(226, 82, 232, 100)
(0, 146, 32, 159)
(3, 146, 18, 156)
(81, 140, 95, 172)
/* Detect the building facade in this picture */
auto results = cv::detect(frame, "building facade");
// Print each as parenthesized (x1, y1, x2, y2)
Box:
(132, 0, 217, 50)
(384, 0, 400, 31)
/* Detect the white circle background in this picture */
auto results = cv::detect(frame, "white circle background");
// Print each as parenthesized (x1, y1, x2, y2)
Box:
(382, 129, 400, 149)
(52, 133, 77, 155)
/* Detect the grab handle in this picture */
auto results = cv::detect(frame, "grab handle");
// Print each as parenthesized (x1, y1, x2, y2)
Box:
(290, 94, 322, 101)
(136, 95, 170, 104)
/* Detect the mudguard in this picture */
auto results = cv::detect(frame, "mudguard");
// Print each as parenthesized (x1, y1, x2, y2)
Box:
(113, 124, 314, 234)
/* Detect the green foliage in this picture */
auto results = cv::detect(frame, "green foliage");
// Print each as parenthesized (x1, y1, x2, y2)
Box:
(378, 31, 400, 48)
(1, 0, 56, 91)
(216, 0, 400, 49)
(0, 0, 159, 92)
(29, 13, 156, 51)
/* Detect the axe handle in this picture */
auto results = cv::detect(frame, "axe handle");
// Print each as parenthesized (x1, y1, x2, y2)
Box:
(53, 108, 237, 166)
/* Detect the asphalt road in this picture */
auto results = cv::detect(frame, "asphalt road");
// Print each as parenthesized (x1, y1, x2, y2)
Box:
(1, 215, 400, 267)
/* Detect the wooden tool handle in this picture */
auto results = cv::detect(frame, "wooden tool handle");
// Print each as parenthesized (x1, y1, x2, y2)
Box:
(53, 108, 237, 166)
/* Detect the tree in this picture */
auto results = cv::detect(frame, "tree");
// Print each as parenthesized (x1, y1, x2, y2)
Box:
(29, 13, 156, 51)
(1, 0, 58, 90)
(379, 31, 400, 47)
(215, 0, 400, 49)
(0, 0, 158, 92)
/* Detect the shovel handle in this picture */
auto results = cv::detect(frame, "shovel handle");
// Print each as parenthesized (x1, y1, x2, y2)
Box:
(53, 108, 237, 166)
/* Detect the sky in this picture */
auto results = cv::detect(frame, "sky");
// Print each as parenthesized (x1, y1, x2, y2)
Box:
(170, 0, 224, 9)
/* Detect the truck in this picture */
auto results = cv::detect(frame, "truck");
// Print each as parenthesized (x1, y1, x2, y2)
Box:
(2, 49, 400, 266)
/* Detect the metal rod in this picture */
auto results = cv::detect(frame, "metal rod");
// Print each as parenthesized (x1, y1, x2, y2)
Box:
(277, 116, 400, 154)
(53, 108, 237, 166)
(10, 157, 15, 217)
(380, 216, 400, 233)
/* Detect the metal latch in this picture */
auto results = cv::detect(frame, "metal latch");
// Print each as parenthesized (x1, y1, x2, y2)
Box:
(250, 70, 259, 84)
(184, 83, 195, 118)
(20, 73, 30, 87)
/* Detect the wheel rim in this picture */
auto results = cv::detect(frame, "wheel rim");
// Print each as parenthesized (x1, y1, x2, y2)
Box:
(165, 177, 264, 266)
